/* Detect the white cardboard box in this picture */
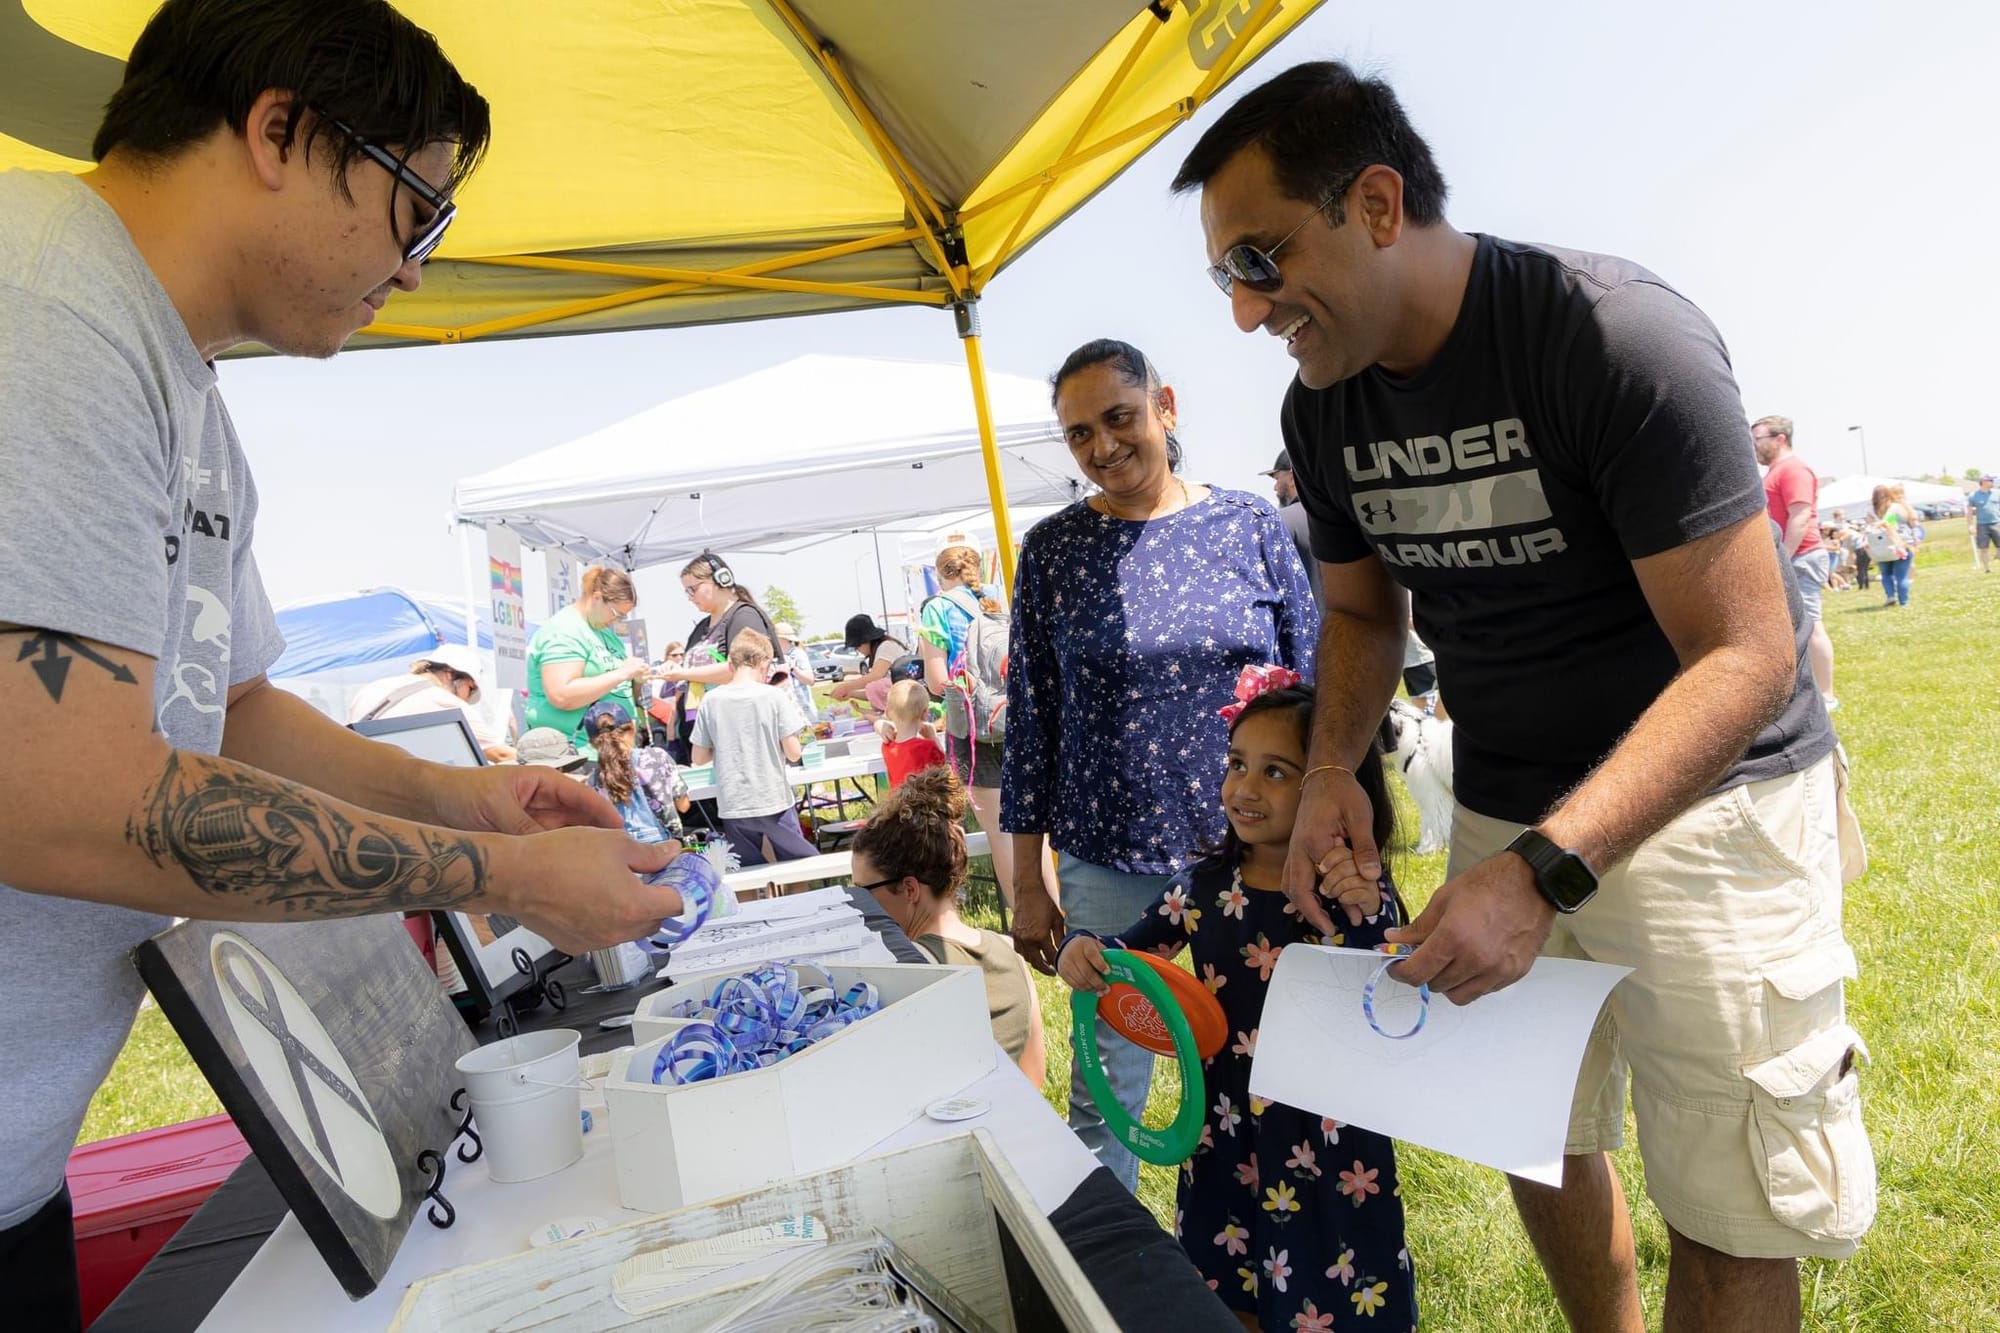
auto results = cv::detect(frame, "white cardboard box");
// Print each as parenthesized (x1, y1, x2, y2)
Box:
(389, 1130, 1113, 1331)
(606, 962, 994, 1213)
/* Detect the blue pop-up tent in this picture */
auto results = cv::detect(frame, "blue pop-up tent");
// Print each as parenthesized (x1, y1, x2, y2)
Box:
(269, 588, 496, 679)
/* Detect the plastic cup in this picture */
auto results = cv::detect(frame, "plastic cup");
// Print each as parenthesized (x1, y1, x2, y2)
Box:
(453, 1029, 585, 1182)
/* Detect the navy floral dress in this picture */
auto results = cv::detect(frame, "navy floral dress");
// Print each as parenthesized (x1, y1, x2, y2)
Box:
(1000, 488, 1318, 874)
(1098, 853, 1418, 1331)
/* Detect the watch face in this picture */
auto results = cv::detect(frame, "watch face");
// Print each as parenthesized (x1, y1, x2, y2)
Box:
(1544, 853, 1598, 910)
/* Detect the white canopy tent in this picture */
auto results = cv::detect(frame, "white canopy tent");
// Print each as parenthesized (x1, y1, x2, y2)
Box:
(450, 354, 1086, 569)
(1814, 474, 1967, 521)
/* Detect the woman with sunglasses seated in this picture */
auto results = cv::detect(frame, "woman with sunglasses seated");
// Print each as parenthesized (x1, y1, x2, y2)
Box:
(1002, 337, 1318, 1192)
(852, 766, 1045, 1087)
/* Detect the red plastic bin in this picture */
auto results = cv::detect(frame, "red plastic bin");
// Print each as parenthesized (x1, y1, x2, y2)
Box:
(66, 1114, 251, 1326)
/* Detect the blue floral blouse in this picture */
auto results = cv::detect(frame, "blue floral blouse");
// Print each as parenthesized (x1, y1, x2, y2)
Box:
(999, 487, 1318, 873)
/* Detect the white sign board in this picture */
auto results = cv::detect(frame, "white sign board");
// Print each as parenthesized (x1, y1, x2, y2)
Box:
(1250, 945, 1629, 1186)
(545, 548, 580, 620)
(485, 526, 527, 695)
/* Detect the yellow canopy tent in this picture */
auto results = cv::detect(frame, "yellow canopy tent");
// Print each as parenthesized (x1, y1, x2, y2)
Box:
(1, 0, 1328, 585)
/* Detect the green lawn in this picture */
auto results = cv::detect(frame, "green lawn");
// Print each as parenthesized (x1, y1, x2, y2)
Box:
(85, 550, 1997, 1330)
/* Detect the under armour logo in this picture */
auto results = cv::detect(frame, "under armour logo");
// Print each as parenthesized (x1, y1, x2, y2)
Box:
(1357, 495, 1400, 527)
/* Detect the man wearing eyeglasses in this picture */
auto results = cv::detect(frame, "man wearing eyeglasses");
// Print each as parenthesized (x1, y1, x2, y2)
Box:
(0, 4, 685, 1320)
(1173, 62, 1869, 1333)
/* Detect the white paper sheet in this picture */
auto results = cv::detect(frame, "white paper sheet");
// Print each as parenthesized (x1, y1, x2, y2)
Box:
(1249, 945, 1630, 1186)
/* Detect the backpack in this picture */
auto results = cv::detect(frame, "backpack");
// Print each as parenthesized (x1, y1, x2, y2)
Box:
(938, 589, 1009, 742)
(1863, 523, 1903, 562)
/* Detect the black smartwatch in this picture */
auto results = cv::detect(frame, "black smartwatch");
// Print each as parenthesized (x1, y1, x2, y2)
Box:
(1506, 828, 1599, 914)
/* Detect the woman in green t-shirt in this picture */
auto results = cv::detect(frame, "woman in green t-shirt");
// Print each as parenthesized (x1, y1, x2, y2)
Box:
(523, 565, 649, 740)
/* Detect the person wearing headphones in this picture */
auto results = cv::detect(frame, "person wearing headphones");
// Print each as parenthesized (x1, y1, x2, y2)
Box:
(655, 553, 781, 755)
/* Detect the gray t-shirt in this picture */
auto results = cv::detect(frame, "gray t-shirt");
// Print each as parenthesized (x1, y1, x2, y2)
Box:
(0, 171, 285, 1227)
(689, 680, 807, 819)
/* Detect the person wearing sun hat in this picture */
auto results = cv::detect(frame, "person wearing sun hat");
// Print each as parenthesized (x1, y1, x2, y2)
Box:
(771, 620, 818, 722)
(515, 728, 588, 772)
(348, 642, 514, 762)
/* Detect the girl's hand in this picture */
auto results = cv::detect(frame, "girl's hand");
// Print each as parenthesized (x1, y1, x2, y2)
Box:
(1316, 836, 1385, 923)
(1057, 936, 1111, 994)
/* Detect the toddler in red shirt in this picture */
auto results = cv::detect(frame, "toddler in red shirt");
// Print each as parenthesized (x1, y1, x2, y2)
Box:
(875, 679, 946, 789)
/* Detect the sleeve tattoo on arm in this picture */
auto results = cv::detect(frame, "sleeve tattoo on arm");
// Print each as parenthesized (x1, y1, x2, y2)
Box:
(127, 752, 488, 915)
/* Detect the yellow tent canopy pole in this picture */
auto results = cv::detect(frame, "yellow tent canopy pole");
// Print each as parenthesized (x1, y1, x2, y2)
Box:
(974, 0, 1173, 290)
(955, 301, 1019, 596)
(471, 255, 950, 306)
(764, 0, 961, 295)
(461, 223, 932, 287)
(957, 101, 1192, 227)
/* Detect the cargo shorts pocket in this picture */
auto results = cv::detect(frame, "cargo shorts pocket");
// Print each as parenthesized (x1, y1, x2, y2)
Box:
(1744, 1024, 1877, 1243)
(1758, 941, 1856, 1053)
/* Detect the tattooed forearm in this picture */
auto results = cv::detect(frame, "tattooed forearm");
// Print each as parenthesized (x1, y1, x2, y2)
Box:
(126, 752, 486, 915)
(5, 627, 139, 701)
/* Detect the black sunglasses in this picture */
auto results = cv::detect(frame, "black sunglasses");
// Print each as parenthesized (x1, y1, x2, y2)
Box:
(852, 876, 901, 894)
(327, 118, 457, 265)
(1206, 171, 1363, 297)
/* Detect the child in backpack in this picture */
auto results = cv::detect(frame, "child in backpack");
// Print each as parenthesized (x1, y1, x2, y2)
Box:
(583, 698, 689, 841)
(690, 629, 817, 864)
(1057, 670, 1417, 1332)
(875, 678, 947, 789)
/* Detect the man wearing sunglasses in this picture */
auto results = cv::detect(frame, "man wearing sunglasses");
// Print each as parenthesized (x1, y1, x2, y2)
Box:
(1173, 62, 1868, 1333)
(0, 5, 687, 1321)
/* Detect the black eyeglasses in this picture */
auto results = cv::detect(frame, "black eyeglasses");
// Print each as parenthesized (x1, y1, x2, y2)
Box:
(852, 876, 900, 894)
(1206, 171, 1361, 296)
(327, 118, 457, 265)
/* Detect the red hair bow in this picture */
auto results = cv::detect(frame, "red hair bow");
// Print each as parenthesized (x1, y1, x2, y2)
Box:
(1217, 664, 1302, 724)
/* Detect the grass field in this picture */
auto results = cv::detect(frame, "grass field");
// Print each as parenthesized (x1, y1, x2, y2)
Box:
(84, 547, 1997, 1330)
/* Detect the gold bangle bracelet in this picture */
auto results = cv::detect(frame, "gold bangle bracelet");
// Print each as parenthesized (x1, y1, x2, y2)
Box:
(1301, 764, 1355, 786)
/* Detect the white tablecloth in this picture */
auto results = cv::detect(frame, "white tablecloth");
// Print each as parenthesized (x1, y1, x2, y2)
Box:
(682, 750, 884, 805)
(198, 1056, 1094, 1330)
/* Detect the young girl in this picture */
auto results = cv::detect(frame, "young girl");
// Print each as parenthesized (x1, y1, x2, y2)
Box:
(1058, 676, 1417, 1332)
(583, 697, 690, 842)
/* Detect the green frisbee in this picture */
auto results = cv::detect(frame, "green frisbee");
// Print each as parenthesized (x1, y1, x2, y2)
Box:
(1070, 948, 1207, 1165)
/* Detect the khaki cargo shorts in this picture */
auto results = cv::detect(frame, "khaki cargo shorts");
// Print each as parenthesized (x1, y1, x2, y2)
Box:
(1450, 750, 1876, 1259)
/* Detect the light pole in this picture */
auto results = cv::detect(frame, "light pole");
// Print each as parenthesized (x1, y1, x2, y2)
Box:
(1847, 425, 1869, 476)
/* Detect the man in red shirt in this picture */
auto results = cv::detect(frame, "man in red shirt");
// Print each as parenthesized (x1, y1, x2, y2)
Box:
(1754, 417, 1836, 708)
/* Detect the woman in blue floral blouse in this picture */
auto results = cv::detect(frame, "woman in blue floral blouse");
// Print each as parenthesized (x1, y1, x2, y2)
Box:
(1003, 338, 1318, 1191)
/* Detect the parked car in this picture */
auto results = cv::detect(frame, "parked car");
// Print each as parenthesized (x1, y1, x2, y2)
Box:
(807, 650, 844, 682)
(807, 638, 865, 676)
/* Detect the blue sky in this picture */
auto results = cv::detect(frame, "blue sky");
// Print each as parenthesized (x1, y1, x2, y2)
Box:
(217, 0, 1999, 639)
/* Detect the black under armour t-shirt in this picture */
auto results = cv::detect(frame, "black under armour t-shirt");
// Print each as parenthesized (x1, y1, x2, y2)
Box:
(1283, 233, 1833, 824)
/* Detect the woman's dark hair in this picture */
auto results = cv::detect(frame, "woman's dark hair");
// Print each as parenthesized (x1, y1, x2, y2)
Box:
(1170, 61, 1448, 228)
(681, 553, 767, 612)
(851, 767, 970, 901)
(94, 0, 491, 201)
(1049, 338, 1183, 473)
(588, 713, 638, 808)
(1219, 683, 1403, 907)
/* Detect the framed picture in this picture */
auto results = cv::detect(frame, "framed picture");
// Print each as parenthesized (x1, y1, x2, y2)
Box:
(349, 709, 486, 768)
(134, 916, 476, 1298)
(348, 711, 563, 1023)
